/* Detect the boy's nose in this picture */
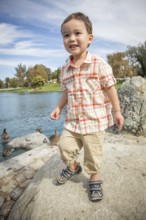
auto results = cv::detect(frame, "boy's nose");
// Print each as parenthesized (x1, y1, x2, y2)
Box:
(69, 34, 75, 41)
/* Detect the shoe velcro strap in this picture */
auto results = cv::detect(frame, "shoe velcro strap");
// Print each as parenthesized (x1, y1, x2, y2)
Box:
(61, 166, 74, 177)
(89, 181, 103, 191)
(61, 165, 82, 180)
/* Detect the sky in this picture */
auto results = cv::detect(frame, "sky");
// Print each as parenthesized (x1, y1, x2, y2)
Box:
(0, 0, 146, 80)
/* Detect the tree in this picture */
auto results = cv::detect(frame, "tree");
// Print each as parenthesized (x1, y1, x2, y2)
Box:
(107, 52, 135, 78)
(5, 77, 10, 88)
(27, 64, 49, 84)
(9, 78, 19, 88)
(127, 41, 146, 77)
(15, 63, 26, 86)
(31, 76, 45, 87)
(23, 79, 30, 87)
(0, 80, 4, 89)
(46, 67, 52, 80)
(51, 68, 61, 82)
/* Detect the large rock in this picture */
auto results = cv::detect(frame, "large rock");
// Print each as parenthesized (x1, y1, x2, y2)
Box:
(5, 132, 50, 151)
(0, 144, 58, 218)
(118, 76, 146, 136)
(8, 133, 146, 220)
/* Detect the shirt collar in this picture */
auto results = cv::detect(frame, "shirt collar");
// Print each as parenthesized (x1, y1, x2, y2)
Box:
(65, 51, 92, 70)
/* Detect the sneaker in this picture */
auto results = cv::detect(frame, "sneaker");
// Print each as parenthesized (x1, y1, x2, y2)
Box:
(57, 164, 82, 184)
(89, 180, 103, 201)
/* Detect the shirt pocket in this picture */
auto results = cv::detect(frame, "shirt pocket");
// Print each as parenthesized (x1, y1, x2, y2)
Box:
(85, 76, 101, 92)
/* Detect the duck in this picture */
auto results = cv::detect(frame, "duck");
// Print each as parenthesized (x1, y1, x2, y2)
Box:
(3, 147, 14, 157)
(49, 130, 60, 146)
(1, 129, 9, 141)
(36, 128, 42, 133)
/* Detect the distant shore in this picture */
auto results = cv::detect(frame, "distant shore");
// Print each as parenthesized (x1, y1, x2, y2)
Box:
(0, 83, 61, 93)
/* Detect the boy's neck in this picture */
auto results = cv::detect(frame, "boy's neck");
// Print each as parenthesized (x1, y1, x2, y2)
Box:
(71, 51, 88, 68)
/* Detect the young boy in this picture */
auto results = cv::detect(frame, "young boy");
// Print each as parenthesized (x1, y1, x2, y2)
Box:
(50, 12, 124, 201)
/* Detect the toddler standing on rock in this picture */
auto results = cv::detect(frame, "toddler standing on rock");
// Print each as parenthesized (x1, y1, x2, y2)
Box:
(50, 12, 124, 201)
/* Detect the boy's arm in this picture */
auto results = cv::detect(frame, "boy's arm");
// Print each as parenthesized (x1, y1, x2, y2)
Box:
(50, 90, 68, 120)
(105, 86, 124, 130)
(58, 90, 68, 110)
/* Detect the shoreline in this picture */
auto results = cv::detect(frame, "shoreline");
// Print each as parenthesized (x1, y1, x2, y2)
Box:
(0, 83, 61, 93)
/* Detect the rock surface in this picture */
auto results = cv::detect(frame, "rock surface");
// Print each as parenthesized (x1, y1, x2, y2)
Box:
(0, 143, 58, 219)
(7, 133, 146, 220)
(6, 132, 50, 150)
(118, 76, 146, 136)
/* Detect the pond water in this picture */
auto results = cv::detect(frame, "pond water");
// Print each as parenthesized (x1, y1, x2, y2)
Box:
(0, 92, 65, 162)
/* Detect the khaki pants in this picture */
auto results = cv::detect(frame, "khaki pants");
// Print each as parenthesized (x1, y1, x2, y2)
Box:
(58, 129, 105, 175)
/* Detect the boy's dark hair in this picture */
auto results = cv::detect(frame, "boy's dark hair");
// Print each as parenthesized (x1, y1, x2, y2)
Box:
(61, 12, 92, 34)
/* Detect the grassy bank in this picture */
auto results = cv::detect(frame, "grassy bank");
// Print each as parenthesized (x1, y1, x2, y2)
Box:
(0, 83, 61, 93)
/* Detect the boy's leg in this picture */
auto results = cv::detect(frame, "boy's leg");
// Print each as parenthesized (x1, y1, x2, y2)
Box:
(69, 160, 79, 171)
(90, 173, 99, 181)
(82, 131, 105, 201)
(82, 131, 104, 176)
(57, 129, 82, 184)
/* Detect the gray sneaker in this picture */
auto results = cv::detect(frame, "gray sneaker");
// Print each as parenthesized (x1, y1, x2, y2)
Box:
(57, 165, 82, 184)
(89, 180, 103, 201)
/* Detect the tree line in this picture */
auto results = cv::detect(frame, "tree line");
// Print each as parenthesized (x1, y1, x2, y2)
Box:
(0, 41, 145, 89)
(0, 64, 61, 89)
(107, 41, 146, 78)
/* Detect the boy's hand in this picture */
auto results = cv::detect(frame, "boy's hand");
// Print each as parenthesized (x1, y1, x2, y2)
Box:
(114, 112, 124, 131)
(50, 107, 61, 120)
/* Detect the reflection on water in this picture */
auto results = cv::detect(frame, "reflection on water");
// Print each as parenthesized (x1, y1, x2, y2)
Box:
(0, 92, 65, 162)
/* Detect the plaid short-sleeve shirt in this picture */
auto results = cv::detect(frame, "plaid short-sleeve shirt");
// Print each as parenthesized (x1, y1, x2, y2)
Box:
(61, 52, 116, 134)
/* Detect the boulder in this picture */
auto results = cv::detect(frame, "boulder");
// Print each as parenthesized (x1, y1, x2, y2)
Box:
(3, 132, 50, 156)
(0, 144, 58, 219)
(118, 76, 146, 136)
(8, 133, 146, 220)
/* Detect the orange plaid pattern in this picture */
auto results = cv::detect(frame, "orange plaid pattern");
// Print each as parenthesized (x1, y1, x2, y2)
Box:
(61, 52, 116, 134)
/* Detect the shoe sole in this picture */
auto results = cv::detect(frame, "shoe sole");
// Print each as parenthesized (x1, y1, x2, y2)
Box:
(90, 196, 103, 201)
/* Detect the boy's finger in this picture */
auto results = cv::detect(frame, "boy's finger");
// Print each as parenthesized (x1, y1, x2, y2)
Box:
(117, 119, 124, 131)
(50, 113, 60, 120)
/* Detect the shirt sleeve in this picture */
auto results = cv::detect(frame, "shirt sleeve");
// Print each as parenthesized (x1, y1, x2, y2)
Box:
(98, 60, 116, 88)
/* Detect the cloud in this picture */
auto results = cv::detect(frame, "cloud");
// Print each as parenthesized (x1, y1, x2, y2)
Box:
(0, 22, 65, 58)
(0, 40, 65, 57)
(1, 0, 146, 46)
(0, 0, 64, 28)
(0, 23, 33, 46)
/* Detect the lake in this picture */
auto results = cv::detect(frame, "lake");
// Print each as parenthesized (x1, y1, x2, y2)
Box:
(0, 92, 65, 162)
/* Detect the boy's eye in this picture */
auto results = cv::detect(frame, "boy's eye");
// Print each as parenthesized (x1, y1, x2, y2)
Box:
(63, 34, 69, 38)
(76, 32, 81, 35)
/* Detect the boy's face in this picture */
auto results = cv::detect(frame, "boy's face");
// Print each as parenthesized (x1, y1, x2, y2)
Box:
(61, 19, 93, 58)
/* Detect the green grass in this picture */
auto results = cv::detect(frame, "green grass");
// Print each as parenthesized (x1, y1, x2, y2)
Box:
(38, 83, 60, 92)
(0, 83, 61, 93)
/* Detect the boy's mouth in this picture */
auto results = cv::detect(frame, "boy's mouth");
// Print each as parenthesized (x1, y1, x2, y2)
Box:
(69, 44, 78, 49)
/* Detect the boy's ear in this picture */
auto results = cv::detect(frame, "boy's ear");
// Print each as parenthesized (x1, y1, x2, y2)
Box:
(87, 34, 93, 48)
(89, 34, 93, 43)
